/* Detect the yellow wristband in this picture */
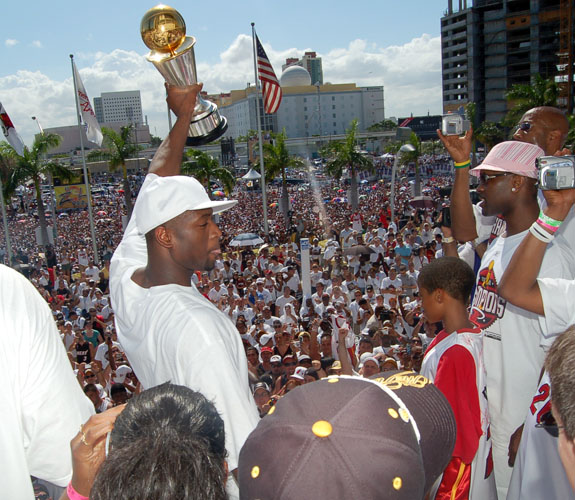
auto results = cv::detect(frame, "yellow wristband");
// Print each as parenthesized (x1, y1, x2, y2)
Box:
(453, 160, 471, 168)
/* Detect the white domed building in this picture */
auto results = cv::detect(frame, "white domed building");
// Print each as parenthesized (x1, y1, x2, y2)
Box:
(217, 64, 384, 141)
(280, 65, 312, 87)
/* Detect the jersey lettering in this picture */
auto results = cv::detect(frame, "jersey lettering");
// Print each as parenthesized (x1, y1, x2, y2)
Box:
(529, 383, 552, 424)
(488, 216, 506, 244)
(469, 259, 507, 329)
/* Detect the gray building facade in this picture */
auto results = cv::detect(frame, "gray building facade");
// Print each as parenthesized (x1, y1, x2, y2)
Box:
(441, 0, 571, 123)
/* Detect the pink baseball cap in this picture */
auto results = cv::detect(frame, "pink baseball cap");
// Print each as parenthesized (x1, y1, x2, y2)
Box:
(470, 141, 544, 179)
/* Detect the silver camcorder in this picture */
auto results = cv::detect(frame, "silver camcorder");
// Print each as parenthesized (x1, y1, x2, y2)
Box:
(441, 114, 471, 136)
(537, 156, 575, 190)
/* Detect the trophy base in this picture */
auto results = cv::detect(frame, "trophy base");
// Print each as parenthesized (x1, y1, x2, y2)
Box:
(186, 116, 228, 147)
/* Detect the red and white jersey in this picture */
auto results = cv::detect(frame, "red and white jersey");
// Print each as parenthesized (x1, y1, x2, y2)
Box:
(507, 371, 574, 500)
(351, 212, 363, 232)
(421, 327, 497, 500)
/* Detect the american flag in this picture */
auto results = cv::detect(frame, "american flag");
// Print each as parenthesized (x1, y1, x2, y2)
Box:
(256, 35, 282, 114)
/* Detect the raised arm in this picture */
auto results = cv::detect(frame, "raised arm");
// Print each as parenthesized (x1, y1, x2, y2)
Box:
(437, 128, 478, 242)
(337, 328, 354, 376)
(148, 83, 203, 178)
(499, 188, 575, 314)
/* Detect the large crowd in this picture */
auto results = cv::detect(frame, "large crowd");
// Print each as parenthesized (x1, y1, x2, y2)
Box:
(0, 155, 459, 414)
(4, 96, 575, 500)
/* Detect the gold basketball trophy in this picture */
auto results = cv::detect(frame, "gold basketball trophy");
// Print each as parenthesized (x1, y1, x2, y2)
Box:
(141, 5, 227, 145)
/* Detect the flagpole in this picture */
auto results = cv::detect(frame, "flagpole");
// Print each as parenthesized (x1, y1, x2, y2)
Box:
(0, 179, 14, 266)
(70, 54, 99, 266)
(251, 23, 269, 236)
(166, 87, 173, 131)
(32, 116, 58, 241)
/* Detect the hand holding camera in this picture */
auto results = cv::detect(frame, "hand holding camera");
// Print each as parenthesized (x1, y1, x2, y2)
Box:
(538, 155, 575, 191)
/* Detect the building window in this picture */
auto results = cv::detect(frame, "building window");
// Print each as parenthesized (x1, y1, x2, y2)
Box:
(333, 113, 336, 118)
(332, 105, 336, 110)
(332, 96, 335, 101)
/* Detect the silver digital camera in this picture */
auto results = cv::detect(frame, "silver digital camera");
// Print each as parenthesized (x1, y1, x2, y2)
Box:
(537, 156, 575, 190)
(441, 114, 470, 136)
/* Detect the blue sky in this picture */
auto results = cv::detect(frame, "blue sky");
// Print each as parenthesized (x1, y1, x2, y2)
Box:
(1, 0, 449, 145)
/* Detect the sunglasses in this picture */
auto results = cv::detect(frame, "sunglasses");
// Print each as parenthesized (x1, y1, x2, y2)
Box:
(284, 362, 297, 367)
(535, 411, 564, 438)
(479, 172, 512, 184)
(516, 121, 532, 131)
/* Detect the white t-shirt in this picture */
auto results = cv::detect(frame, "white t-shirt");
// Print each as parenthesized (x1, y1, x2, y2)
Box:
(275, 294, 296, 316)
(469, 230, 575, 498)
(110, 174, 259, 475)
(507, 372, 574, 500)
(0, 265, 93, 500)
(94, 340, 122, 370)
(537, 277, 575, 335)
(380, 276, 402, 306)
(507, 275, 575, 500)
(85, 265, 100, 280)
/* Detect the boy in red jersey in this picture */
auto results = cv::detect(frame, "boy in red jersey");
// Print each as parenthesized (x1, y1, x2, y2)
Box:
(419, 257, 496, 499)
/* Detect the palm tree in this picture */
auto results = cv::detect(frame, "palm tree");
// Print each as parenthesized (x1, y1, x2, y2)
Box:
(367, 119, 398, 132)
(181, 149, 236, 196)
(383, 141, 401, 154)
(101, 125, 140, 218)
(1, 133, 74, 247)
(475, 121, 506, 152)
(258, 130, 305, 222)
(420, 140, 444, 155)
(465, 102, 479, 166)
(323, 119, 374, 210)
(504, 74, 559, 126)
(398, 132, 422, 196)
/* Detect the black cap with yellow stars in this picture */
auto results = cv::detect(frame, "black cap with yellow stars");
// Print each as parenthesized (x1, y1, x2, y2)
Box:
(238, 373, 456, 500)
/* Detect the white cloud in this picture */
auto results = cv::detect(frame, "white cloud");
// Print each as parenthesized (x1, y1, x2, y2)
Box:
(5, 39, 19, 47)
(0, 34, 442, 147)
(31, 40, 43, 48)
(323, 34, 442, 118)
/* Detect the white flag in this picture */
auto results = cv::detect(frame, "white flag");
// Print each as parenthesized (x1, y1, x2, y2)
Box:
(0, 101, 25, 155)
(72, 61, 103, 146)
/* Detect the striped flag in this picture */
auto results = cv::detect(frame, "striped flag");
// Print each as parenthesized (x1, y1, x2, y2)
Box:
(256, 36, 282, 114)
(72, 61, 103, 146)
(0, 101, 25, 155)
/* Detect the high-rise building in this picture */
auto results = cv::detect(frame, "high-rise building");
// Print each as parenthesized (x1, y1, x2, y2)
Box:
(93, 90, 143, 124)
(441, 0, 574, 123)
(301, 52, 324, 85)
(282, 51, 324, 85)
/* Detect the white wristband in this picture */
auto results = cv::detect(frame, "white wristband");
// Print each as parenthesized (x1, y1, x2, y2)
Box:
(529, 221, 554, 244)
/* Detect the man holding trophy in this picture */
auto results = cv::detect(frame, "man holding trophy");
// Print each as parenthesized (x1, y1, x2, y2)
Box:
(110, 6, 258, 498)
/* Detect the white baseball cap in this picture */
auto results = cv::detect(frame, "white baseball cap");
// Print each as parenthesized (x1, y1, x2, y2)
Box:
(135, 174, 237, 235)
(290, 366, 307, 381)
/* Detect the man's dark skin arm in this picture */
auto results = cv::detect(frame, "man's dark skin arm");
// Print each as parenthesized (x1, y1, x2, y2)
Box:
(499, 188, 575, 314)
(499, 188, 575, 465)
(437, 128, 479, 243)
(148, 83, 203, 178)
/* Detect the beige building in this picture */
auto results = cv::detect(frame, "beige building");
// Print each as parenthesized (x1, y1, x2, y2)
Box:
(208, 65, 384, 140)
